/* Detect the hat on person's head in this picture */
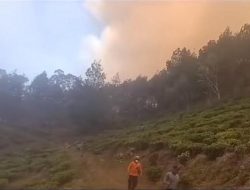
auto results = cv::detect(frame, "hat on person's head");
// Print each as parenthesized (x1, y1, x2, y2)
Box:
(134, 155, 140, 160)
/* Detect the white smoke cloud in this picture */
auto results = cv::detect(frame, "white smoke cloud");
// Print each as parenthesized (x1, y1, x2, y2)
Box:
(81, 1, 250, 80)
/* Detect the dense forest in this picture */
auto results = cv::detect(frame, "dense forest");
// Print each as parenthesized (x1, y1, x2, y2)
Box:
(1, 24, 250, 131)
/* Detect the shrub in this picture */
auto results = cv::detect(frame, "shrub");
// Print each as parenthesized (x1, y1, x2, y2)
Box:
(49, 162, 71, 174)
(228, 119, 243, 128)
(216, 130, 240, 140)
(242, 121, 250, 128)
(176, 143, 203, 156)
(226, 138, 241, 147)
(234, 145, 247, 158)
(135, 140, 149, 151)
(246, 141, 250, 152)
(146, 166, 163, 182)
(187, 133, 205, 143)
(24, 180, 55, 189)
(148, 153, 159, 166)
(0, 171, 16, 180)
(51, 170, 74, 186)
(150, 142, 164, 151)
(177, 151, 190, 165)
(28, 159, 49, 172)
(203, 143, 226, 160)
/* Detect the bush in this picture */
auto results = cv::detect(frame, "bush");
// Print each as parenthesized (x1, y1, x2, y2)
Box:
(135, 140, 149, 151)
(234, 145, 247, 158)
(228, 119, 243, 128)
(146, 166, 163, 182)
(51, 171, 74, 186)
(24, 180, 56, 189)
(204, 143, 226, 160)
(0, 171, 17, 181)
(173, 142, 204, 156)
(177, 151, 190, 164)
(150, 142, 164, 151)
(148, 153, 159, 166)
(49, 162, 71, 173)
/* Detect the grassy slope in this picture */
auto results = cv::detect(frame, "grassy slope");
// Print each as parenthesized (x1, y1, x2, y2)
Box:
(0, 148, 77, 188)
(1, 98, 250, 188)
(86, 98, 250, 157)
(81, 98, 250, 188)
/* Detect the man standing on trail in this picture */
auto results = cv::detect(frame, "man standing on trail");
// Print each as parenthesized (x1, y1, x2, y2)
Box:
(163, 165, 180, 190)
(128, 155, 142, 190)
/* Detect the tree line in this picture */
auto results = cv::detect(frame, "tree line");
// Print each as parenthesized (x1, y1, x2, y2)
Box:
(1, 24, 250, 131)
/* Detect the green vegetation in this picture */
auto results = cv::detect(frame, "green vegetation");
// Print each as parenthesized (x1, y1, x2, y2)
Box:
(1, 24, 250, 134)
(0, 148, 75, 188)
(86, 98, 250, 160)
(146, 166, 163, 182)
(1, 98, 250, 188)
(177, 151, 190, 164)
(1, 19, 250, 189)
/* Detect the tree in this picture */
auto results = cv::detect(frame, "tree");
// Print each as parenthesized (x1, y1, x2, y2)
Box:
(67, 85, 111, 131)
(85, 60, 106, 89)
(2, 23, 250, 132)
(29, 71, 50, 98)
(0, 69, 6, 78)
(111, 73, 121, 87)
(149, 69, 168, 110)
(199, 42, 222, 101)
(50, 69, 80, 92)
(28, 71, 64, 122)
(165, 48, 202, 110)
(0, 70, 28, 122)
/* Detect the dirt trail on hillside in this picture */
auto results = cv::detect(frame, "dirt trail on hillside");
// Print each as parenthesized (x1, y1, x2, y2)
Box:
(66, 150, 155, 189)
(65, 149, 250, 189)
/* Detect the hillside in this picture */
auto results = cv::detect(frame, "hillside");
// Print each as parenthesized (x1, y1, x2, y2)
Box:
(1, 98, 250, 189)
(85, 98, 250, 157)
(81, 98, 250, 188)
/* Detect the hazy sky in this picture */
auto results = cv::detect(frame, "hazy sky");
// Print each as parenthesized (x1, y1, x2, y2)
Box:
(0, 1, 102, 79)
(1, 1, 250, 80)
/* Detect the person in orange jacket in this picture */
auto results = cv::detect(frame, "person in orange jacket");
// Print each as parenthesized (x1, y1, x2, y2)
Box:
(127, 155, 142, 190)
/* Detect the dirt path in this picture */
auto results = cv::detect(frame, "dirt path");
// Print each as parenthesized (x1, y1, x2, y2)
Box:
(65, 150, 155, 189)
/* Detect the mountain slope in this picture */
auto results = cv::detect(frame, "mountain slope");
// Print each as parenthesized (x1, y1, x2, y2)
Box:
(85, 98, 250, 158)
(1, 98, 250, 189)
